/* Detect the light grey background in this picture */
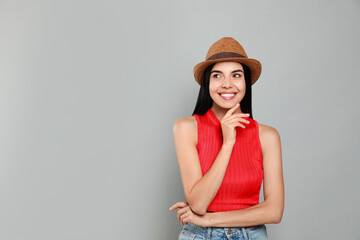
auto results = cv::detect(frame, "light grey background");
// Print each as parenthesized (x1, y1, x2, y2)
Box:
(0, 0, 359, 239)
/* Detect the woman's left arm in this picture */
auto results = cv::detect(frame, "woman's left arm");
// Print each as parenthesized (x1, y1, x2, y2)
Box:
(170, 125, 284, 227)
(206, 125, 284, 227)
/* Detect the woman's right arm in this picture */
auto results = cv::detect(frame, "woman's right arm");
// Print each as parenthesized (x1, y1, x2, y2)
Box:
(173, 118, 234, 216)
(173, 104, 249, 216)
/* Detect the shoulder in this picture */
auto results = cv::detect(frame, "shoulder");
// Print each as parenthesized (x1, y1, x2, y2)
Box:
(173, 116, 198, 142)
(257, 122, 280, 138)
(256, 122, 281, 150)
(173, 116, 197, 132)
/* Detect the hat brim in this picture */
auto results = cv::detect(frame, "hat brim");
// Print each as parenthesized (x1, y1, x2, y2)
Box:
(193, 58, 262, 86)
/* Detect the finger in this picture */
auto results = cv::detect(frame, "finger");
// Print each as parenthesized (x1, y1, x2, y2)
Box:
(183, 216, 189, 225)
(183, 213, 192, 225)
(232, 122, 246, 129)
(177, 206, 190, 221)
(176, 207, 190, 215)
(169, 202, 181, 211)
(179, 211, 187, 225)
(180, 211, 190, 225)
(223, 113, 250, 123)
(169, 201, 187, 211)
(177, 206, 189, 217)
(226, 114, 250, 124)
(228, 117, 250, 127)
(223, 103, 240, 119)
(172, 204, 188, 211)
(177, 206, 190, 216)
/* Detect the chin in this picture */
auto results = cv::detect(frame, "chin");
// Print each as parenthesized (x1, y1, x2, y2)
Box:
(216, 102, 239, 109)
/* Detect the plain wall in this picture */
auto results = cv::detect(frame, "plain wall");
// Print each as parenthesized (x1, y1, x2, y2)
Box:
(0, 0, 359, 239)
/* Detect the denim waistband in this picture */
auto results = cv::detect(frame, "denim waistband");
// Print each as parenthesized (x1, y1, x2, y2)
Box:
(186, 222, 264, 233)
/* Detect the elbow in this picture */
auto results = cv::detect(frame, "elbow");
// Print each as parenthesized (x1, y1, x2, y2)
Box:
(272, 213, 282, 224)
(193, 206, 207, 216)
(189, 203, 207, 216)
(266, 200, 283, 224)
(187, 199, 207, 216)
(185, 187, 210, 216)
(271, 208, 283, 224)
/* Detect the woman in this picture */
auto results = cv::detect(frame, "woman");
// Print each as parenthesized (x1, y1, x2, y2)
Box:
(169, 37, 284, 240)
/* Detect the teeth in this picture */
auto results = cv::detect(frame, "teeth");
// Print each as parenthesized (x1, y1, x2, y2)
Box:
(220, 93, 235, 97)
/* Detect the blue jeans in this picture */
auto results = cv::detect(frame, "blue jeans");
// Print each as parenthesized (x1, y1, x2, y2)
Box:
(178, 222, 268, 240)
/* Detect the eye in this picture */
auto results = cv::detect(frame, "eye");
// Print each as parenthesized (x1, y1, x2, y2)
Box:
(234, 73, 242, 78)
(212, 74, 221, 78)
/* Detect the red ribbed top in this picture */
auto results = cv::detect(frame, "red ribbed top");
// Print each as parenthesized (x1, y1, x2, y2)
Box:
(193, 108, 264, 212)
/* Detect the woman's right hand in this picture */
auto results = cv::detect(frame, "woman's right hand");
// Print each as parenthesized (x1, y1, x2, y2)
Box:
(220, 103, 250, 146)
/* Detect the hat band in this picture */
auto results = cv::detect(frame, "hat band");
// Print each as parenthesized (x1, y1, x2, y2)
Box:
(206, 52, 246, 60)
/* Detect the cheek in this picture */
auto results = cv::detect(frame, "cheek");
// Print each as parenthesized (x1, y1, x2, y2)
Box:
(209, 82, 219, 93)
(235, 80, 246, 91)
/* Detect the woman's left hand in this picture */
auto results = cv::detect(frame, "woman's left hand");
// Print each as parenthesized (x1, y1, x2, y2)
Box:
(169, 201, 209, 227)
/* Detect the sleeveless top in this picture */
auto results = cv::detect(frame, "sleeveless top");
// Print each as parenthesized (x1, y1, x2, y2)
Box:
(193, 108, 264, 212)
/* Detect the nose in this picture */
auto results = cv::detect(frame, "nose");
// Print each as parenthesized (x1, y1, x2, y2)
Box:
(222, 75, 232, 88)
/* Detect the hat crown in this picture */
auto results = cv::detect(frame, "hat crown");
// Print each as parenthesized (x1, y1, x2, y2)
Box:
(205, 37, 248, 60)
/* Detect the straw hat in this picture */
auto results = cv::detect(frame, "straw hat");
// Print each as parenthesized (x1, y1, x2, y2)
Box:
(193, 37, 262, 86)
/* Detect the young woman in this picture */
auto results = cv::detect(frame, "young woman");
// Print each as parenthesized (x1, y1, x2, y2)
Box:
(169, 37, 284, 240)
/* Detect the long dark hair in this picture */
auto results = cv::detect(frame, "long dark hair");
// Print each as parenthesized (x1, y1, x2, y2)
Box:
(192, 62, 253, 118)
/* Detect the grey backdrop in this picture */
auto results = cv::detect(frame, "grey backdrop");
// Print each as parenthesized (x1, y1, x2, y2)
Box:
(1, 0, 359, 239)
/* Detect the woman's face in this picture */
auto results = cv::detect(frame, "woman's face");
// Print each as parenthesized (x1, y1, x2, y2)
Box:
(209, 61, 246, 110)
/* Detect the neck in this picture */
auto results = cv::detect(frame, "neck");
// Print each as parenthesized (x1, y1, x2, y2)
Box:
(211, 104, 243, 120)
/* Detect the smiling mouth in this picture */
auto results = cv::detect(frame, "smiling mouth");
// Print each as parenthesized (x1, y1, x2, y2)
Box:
(218, 93, 237, 100)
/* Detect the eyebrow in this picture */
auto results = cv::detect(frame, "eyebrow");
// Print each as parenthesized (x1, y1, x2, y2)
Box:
(210, 69, 243, 74)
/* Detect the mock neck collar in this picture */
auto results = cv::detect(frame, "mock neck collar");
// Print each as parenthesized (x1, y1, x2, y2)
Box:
(207, 108, 221, 127)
